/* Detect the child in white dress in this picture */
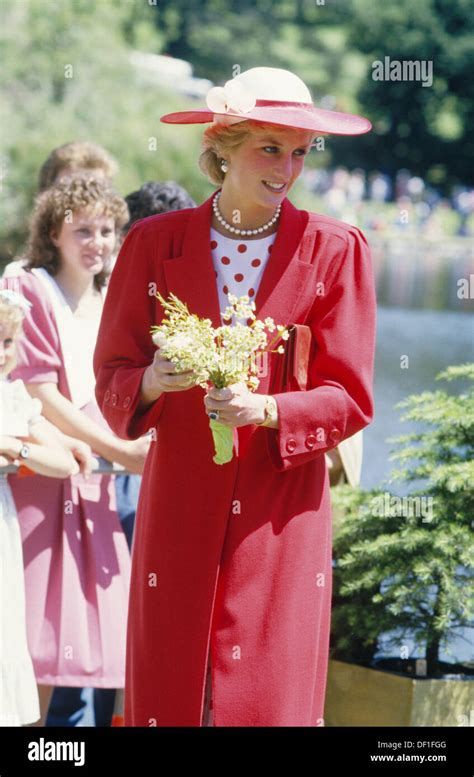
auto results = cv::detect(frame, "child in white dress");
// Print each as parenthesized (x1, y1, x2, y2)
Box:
(0, 288, 93, 726)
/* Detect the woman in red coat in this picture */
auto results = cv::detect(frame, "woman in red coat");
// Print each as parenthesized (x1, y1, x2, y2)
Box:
(93, 67, 377, 726)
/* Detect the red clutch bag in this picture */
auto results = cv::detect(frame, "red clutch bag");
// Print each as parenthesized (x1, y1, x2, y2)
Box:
(270, 323, 312, 393)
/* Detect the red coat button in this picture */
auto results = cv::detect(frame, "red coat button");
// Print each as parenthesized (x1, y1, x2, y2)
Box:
(305, 434, 317, 449)
(329, 428, 341, 444)
(286, 438, 297, 453)
(104, 389, 111, 402)
(111, 393, 118, 406)
(123, 396, 131, 409)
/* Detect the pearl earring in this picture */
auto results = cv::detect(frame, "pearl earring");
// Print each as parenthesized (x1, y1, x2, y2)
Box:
(220, 160, 228, 173)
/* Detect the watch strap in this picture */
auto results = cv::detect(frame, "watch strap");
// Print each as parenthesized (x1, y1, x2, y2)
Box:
(19, 443, 30, 459)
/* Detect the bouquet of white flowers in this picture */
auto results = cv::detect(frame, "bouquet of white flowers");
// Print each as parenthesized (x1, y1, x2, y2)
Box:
(150, 291, 289, 464)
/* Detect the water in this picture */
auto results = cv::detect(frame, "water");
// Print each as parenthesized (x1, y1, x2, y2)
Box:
(362, 306, 474, 491)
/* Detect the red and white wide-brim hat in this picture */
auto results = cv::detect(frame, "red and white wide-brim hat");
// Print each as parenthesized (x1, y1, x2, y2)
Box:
(160, 66, 371, 136)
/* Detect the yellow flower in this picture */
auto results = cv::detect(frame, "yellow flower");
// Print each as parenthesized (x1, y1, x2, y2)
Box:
(151, 291, 289, 391)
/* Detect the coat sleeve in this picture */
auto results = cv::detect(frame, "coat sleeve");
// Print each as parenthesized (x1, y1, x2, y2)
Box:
(266, 226, 376, 472)
(8, 271, 62, 384)
(93, 220, 167, 440)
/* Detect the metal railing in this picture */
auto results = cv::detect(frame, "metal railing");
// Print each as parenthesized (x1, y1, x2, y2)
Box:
(0, 457, 135, 476)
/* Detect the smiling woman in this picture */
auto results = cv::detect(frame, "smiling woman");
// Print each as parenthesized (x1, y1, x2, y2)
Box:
(94, 66, 376, 727)
(47, 213, 116, 313)
(23, 175, 127, 293)
(199, 122, 316, 235)
(5, 173, 146, 727)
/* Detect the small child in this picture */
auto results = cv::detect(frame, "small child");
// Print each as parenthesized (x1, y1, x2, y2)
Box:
(0, 288, 93, 726)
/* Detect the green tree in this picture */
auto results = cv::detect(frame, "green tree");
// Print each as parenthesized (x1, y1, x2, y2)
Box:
(345, 0, 474, 191)
(149, 0, 367, 110)
(331, 364, 474, 677)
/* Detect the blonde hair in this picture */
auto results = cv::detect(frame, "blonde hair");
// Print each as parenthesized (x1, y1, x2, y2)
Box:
(0, 299, 24, 333)
(198, 120, 315, 185)
(0, 299, 24, 376)
(23, 173, 129, 291)
(38, 141, 118, 192)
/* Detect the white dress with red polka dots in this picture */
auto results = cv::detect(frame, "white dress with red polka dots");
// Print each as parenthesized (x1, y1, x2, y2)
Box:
(201, 227, 278, 726)
(210, 227, 277, 326)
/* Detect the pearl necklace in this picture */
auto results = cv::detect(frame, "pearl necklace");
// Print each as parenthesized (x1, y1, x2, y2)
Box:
(212, 190, 281, 236)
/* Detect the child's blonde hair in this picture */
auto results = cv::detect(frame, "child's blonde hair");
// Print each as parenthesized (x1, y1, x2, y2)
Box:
(0, 297, 24, 376)
(0, 298, 24, 331)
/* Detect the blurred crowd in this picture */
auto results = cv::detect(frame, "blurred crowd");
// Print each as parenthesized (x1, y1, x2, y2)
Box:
(302, 166, 474, 238)
(0, 142, 197, 730)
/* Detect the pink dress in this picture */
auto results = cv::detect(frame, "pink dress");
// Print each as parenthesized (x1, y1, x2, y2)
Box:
(4, 267, 131, 687)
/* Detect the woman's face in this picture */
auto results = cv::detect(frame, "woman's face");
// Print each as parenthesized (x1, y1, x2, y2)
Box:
(222, 125, 314, 210)
(0, 321, 18, 378)
(50, 208, 116, 277)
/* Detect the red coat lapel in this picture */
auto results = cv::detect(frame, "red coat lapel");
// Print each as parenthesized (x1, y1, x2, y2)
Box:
(162, 190, 313, 330)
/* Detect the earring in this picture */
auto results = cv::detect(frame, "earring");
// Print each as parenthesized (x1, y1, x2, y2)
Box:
(220, 160, 228, 173)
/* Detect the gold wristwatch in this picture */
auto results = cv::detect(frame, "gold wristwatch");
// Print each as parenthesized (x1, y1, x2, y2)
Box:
(257, 395, 278, 427)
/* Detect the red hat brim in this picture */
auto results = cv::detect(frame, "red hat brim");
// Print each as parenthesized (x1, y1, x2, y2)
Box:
(160, 104, 372, 136)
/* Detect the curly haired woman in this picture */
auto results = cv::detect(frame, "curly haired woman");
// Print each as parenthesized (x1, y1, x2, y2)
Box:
(5, 174, 148, 725)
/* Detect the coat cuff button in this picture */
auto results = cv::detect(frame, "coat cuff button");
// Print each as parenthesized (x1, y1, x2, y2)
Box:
(305, 433, 317, 449)
(285, 438, 297, 453)
(123, 396, 131, 409)
(104, 389, 111, 403)
(329, 428, 341, 444)
(111, 393, 118, 406)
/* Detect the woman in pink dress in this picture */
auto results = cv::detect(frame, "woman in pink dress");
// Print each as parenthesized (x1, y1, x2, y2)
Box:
(4, 174, 150, 725)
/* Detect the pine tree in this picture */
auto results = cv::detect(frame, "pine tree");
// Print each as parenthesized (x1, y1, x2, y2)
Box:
(331, 364, 474, 677)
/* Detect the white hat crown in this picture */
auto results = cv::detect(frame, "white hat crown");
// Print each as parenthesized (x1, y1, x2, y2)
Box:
(206, 67, 313, 117)
(235, 67, 313, 104)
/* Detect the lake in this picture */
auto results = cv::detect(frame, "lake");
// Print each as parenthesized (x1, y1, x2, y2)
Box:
(362, 305, 473, 491)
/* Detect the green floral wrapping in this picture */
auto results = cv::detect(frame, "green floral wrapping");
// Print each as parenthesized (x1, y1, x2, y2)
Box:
(209, 419, 234, 465)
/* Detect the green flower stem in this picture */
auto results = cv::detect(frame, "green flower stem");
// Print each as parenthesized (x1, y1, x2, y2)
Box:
(209, 419, 234, 465)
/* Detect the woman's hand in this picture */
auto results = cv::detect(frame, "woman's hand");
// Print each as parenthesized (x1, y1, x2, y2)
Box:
(149, 350, 197, 393)
(325, 448, 345, 486)
(64, 438, 93, 479)
(138, 350, 197, 411)
(0, 426, 83, 479)
(115, 435, 151, 475)
(203, 382, 267, 428)
(0, 434, 22, 460)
